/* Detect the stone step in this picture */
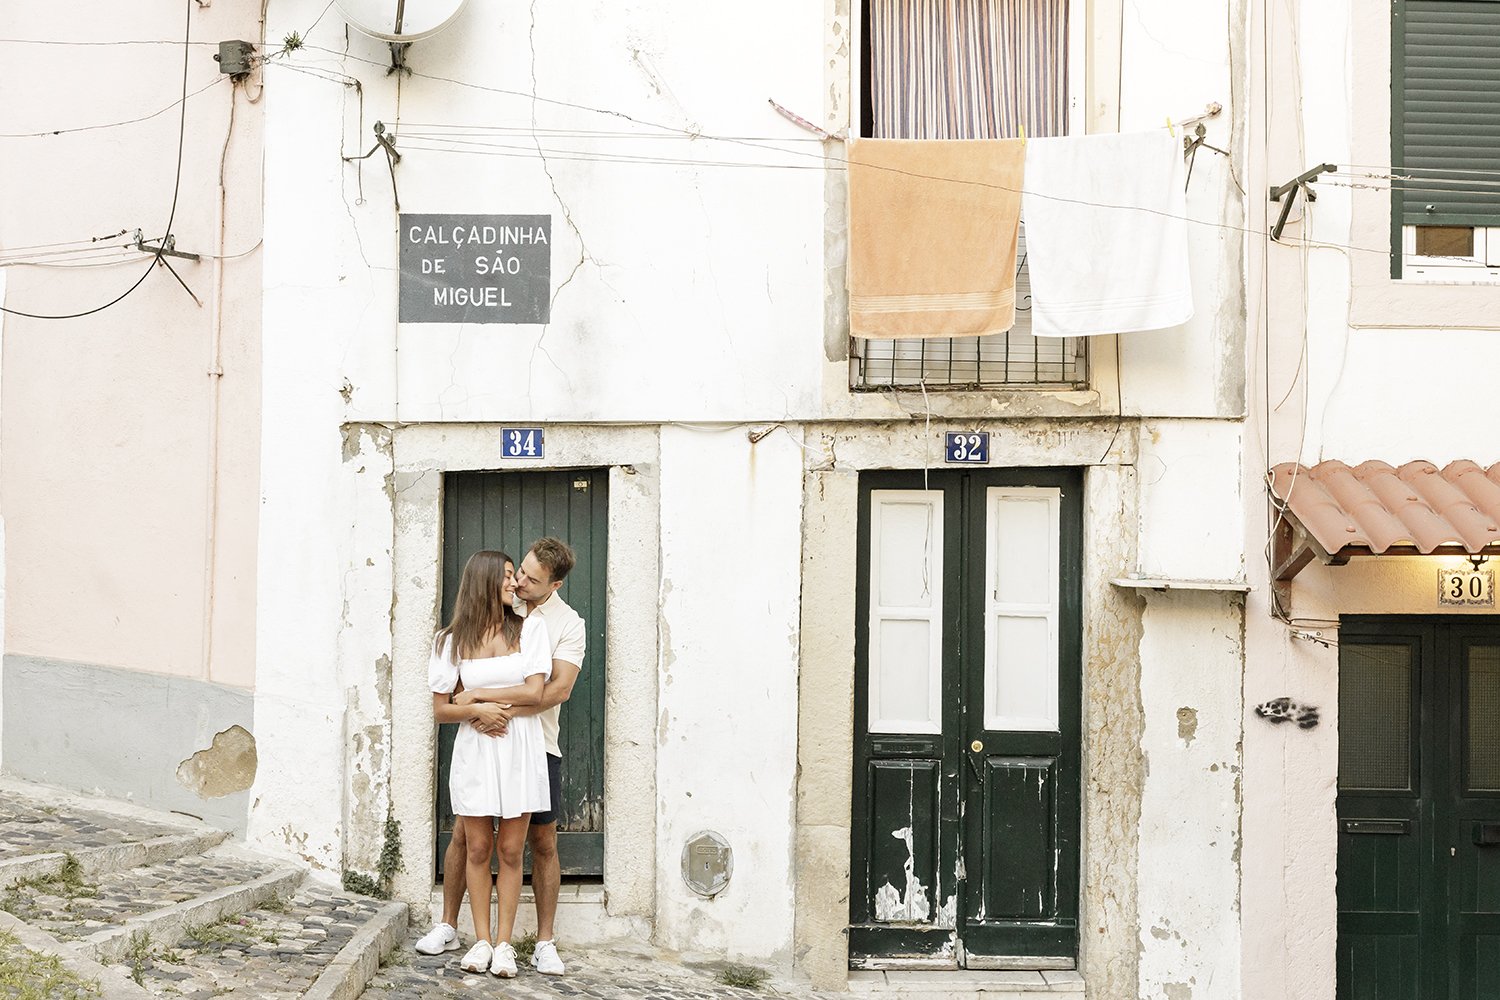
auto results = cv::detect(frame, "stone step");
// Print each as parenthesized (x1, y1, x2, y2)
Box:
(0, 844, 301, 957)
(0, 786, 189, 865)
(111, 881, 406, 1000)
(0, 830, 230, 889)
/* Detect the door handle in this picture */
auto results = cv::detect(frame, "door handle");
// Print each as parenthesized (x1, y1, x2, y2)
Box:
(970, 740, 984, 753)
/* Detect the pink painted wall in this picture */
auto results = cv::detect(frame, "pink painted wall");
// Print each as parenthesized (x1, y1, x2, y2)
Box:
(0, 1, 263, 689)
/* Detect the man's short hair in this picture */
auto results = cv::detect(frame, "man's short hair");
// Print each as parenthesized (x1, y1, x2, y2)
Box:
(529, 536, 576, 583)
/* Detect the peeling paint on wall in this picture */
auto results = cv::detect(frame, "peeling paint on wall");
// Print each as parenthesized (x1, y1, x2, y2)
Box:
(1177, 706, 1199, 746)
(176, 725, 258, 799)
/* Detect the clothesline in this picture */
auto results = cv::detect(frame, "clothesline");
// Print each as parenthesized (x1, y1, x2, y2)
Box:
(766, 98, 1225, 142)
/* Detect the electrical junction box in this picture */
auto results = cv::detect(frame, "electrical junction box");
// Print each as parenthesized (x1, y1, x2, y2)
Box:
(215, 40, 256, 76)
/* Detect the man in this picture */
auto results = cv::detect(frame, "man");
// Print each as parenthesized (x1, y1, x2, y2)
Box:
(415, 537, 585, 978)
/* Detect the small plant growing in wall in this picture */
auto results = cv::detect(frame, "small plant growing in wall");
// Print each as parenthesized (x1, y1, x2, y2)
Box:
(342, 813, 405, 900)
(377, 815, 404, 894)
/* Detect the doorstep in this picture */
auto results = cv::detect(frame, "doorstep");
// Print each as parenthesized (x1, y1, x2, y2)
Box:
(426, 881, 650, 946)
(849, 969, 1086, 1000)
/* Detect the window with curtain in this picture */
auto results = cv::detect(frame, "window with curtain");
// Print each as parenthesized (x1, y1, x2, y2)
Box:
(851, 0, 1087, 389)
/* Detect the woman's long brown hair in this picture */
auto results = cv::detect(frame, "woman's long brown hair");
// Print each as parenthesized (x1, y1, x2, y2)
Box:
(436, 550, 522, 663)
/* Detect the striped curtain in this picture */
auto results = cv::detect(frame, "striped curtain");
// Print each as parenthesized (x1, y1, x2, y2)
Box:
(869, 0, 1069, 141)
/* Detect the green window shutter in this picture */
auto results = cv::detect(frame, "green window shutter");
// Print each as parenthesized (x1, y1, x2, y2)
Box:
(1397, 1, 1500, 226)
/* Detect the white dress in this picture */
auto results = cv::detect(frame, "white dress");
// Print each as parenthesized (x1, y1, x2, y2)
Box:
(429, 615, 553, 819)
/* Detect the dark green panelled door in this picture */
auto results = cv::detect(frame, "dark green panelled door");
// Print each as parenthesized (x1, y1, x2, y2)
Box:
(1338, 617, 1500, 1000)
(850, 469, 1082, 969)
(436, 469, 608, 879)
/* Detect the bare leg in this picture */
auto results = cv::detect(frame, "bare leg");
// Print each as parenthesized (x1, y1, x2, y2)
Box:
(494, 815, 532, 945)
(528, 822, 561, 942)
(462, 816, 497, 944)
(441, 821, 468, 927)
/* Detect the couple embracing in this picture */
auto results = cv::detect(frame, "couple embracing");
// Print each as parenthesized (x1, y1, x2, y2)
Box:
(422, 537, 585, 978)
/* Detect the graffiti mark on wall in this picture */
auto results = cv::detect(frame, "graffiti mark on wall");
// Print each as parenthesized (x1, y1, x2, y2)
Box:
(1254, 697, 1320, 729)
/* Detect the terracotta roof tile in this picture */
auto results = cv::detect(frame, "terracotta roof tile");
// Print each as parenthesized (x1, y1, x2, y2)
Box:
(1270, 460, 1500, 555)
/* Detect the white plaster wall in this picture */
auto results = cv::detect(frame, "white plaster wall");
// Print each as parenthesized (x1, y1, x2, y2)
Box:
(335, 425, 397, 874)
(260, 0, 1249, 428)
(1113, 0, 1247, 420)
(653, 426, 804, 962)
(260, 0, 827, 427)
(248, 0, 390, 866)
(1136, 420, 1245, 582)
(1137, 591, 1243, 1000)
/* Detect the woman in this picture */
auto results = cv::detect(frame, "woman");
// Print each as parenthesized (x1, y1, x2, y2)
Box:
(429, 550, 553, 977)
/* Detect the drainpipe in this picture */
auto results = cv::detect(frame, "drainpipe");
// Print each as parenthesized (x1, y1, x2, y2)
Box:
(200, 88, 236, 682)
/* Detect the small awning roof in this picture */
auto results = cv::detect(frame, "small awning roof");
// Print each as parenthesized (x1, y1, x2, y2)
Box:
(1269, 460, 1500, 581)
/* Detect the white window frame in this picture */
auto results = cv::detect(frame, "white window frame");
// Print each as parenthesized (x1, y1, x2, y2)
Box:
(982, 486, 1061, 733)
(868, 490, 945, 735)
(1401, 224, 1500, 283)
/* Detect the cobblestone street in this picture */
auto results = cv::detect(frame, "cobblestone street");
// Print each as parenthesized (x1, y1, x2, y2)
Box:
(0, 783, 812, 1000)
(365, 934, 780, 1000)
(124, 884, 389, 999)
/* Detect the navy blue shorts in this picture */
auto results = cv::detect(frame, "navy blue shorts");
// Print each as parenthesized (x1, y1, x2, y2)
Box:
(531, 754, 563, 826)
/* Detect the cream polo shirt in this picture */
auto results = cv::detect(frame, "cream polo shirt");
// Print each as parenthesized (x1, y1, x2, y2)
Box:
(527, 591, 586, 757)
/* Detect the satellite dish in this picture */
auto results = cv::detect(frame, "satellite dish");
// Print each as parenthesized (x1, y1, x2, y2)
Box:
(335, 0, 469, 43)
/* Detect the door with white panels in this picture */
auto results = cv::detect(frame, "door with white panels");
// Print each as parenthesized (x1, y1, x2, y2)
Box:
(849, 469, 1082, 970)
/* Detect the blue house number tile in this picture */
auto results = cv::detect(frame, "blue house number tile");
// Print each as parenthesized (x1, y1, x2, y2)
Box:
(502, 427, 544, 459)
(945, 431, 989, 464)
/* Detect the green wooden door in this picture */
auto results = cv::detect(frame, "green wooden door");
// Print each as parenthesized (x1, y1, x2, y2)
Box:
(436, 469, 608, 879)
(850, 469, 1082, 969)
(1337, 617, 1500, 1000)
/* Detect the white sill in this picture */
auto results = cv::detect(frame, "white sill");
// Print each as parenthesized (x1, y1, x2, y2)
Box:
(849, 969, 1086, 995)
(1401, 262, 1500, 284)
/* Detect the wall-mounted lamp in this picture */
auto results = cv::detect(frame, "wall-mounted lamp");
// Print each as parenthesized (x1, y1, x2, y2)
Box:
(1470, 554, 1490, 571)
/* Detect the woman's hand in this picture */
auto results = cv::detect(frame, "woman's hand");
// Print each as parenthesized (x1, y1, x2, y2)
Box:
(453, 690, 477, 707)
(471, 702, 513, 736)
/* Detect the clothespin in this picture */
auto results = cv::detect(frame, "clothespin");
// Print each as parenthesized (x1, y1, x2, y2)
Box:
(1019, 122, 1026, 145)
(1166, 116, 1176, 138)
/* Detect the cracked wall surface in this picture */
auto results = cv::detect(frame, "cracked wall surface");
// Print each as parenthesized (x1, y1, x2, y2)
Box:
(653, 426, 805, 963)
(1137, 591, 1244, 1000)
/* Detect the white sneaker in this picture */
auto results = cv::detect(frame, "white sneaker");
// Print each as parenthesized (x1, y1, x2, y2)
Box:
(490, 941, 518, 978)
(531, 939, 565, 975)
(414, 922, 460, 955)
(459, 940, 493, 973)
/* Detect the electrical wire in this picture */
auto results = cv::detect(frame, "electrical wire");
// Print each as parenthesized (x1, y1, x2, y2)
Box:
(0, 38, 220, 46)
(300, 0, 338, 42)
(268, 47, 1500, 266)
(0, 76, 225, 139)
(0, 0, 194, 320)
(394, 131, 1489, 266)
(260, 41, 1500, 274)
(0, 230, 132, 255)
